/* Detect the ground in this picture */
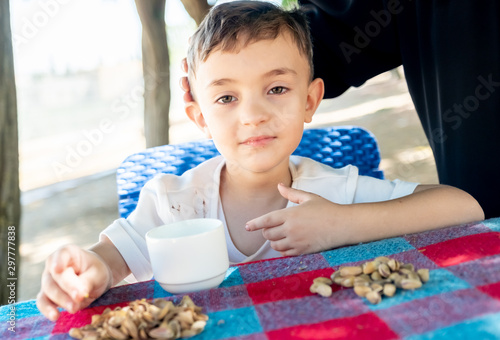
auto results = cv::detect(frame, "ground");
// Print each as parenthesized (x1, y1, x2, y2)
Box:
(18, 70, 438, 301)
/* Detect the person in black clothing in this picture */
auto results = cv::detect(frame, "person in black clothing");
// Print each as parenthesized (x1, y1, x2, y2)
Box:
(300, 0, 500, 218)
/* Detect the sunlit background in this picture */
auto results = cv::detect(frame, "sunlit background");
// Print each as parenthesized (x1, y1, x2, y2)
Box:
(9, 0, 436, 301)
(11, 0, 200, 191)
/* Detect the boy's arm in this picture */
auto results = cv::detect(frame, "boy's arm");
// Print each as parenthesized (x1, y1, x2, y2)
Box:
(246, 183, 484, 256)
(89, 236, 131, 287)
(340, 184, 484, 245)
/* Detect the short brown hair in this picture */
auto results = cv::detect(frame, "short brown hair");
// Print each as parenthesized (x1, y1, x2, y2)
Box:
(187, 1, 313, 82)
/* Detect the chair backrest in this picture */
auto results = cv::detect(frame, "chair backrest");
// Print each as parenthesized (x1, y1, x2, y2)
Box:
(117, 126, 383, 218)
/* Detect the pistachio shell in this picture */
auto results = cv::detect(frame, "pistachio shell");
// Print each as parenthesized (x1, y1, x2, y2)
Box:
(375, 256, 391, 263)
(362, 261, 378, 274)
(417, 268, 430, 283)
(401, 278, 423, 290)
(387, 259, 399, 271)
(340, 276, 355, 288)
(383, 283, 396, 297)
(313, 277, 333, 285)
(370, 283, 383, 293)
(339, 266, 363, 277)
(148, 324, 174, 339)
(366, 291, 382, 304)
(370, 271, 383, 281)
(310, 282, 333, 297)
(69, 328, 84, 339)
(104, 324, 128, 340)
(353, 285, 372, 297)
(378, 263, 391, 278)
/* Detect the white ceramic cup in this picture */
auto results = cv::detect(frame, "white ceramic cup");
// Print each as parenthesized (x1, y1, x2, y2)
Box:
(146, 218, 229, 294)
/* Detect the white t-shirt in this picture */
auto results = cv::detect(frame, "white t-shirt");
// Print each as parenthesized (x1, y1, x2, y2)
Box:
(101, 156, 418, 282)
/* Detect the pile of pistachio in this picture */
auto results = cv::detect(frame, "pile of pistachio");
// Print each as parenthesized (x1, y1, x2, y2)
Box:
(69, 296, 208, 340)
(310, 256, 429, 304)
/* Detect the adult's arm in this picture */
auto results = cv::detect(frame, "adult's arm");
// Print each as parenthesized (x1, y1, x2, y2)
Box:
(299, 0, 403, 98)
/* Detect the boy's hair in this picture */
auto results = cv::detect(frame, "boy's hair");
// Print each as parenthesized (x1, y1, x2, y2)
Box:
(187, 1, 314, 83)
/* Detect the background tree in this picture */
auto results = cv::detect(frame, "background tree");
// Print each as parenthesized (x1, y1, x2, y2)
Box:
(135, 0, 171, 148)
(0, 0, 21, 305)
(180, 0, 211, 26)
(135, 0, 211, 147)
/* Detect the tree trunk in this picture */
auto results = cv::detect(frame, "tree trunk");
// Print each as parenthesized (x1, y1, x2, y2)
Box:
(135, 0, 171, 147)
(0, 0, 21, 305)
(179, 0, 211, 26)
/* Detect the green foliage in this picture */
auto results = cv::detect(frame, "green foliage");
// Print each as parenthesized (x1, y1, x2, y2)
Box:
(281, 0, 299, 9)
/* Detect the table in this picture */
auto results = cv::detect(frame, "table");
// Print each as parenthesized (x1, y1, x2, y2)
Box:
(3, 217, 500, 339)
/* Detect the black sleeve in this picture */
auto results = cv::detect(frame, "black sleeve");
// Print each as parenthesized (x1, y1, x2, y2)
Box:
(299, 0, 402, 98)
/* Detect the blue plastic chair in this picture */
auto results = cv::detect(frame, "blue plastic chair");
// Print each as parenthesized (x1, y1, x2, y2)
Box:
(117, 126, 383, 218)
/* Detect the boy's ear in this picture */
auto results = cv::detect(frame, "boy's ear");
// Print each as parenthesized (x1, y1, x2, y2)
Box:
(185, 101, 212, 138)
(304, 78, 325, 123)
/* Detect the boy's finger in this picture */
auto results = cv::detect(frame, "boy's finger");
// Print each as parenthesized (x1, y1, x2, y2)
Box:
(36, 291, 61, 322)
(58, 266, 91, 301)
(246, 210, 285, 231)
(41, 271, 77, 314)
(277, 183, 313, 204)
(261, 225, 286, 242)
(269, 238, 291, 253)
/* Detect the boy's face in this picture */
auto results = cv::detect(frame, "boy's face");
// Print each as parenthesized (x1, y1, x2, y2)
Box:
(186, 33, 324, 175)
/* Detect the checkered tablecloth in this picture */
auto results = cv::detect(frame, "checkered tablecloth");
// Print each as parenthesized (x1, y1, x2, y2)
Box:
(3, 218, 500, 339)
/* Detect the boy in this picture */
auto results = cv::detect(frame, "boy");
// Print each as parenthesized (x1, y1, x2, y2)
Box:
(37, 1, 483, 321)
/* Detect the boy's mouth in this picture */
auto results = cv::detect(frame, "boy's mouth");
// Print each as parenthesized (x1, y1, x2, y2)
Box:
(241, 135, 276, 146)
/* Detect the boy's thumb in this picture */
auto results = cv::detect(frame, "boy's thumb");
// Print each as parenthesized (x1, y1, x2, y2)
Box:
(277, 183, 313, 204)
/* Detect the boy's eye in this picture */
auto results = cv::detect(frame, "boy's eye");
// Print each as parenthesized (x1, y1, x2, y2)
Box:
(269, 86, 287, 95)
(217, 95, 235, 104)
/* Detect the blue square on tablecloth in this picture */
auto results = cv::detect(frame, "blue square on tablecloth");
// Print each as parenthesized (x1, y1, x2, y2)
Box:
(196, 306, 263, 339)
(153, 280, 174, 298)
(0, 299, 40, 321)
(220, 266, 244, 287)
(367, 269, 470, 311)
(41, 334, 67, 340)
(322, 237, 415, 267)
(406, 311, 500, 340)
(483, 217, 500, 232)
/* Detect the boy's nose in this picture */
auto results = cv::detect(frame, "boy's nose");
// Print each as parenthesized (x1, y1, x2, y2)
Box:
(239, 99, 270, 126)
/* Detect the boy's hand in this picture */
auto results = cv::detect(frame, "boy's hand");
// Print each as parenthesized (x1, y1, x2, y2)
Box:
(246, 184, 350, 256)
(36, 245, 112, 321)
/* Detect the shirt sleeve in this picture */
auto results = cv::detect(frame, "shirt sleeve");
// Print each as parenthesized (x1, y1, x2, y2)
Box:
(353, 175, 419, 203)
(100, 178, 167, 282)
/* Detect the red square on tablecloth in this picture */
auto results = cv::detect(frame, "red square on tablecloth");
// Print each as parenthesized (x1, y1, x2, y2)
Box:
(419, 232, 500, 267)
(246, 268, 336, 305)
(478, 282, 500, 301)
(266, 312, 399, 340)
(52, 301, 129, 334)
